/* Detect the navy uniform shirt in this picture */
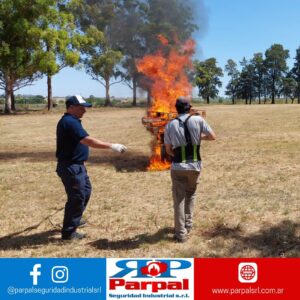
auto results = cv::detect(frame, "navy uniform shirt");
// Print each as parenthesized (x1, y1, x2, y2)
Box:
(56, 113, 89, 162)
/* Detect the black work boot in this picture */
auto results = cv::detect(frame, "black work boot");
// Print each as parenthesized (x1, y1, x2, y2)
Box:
(78, 219, 87, 228)
(62, 232, 86, 240)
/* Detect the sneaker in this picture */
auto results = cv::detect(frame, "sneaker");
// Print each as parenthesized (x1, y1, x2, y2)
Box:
(173, 235, 188, 243)
(186, 227, 192, 234)
(62, 232, 86, 240)
(78, 219, 87, 228)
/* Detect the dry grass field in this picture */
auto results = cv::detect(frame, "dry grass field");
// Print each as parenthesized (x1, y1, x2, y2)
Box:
(0, 104, 299, 257)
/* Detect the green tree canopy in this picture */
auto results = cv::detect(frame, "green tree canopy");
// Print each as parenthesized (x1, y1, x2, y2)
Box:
(194, 58, 223, 104)
(290, 46, 300, 104)
(225, 59, 239, 104)
(39, 0, 84, 110)
(0, 0, 52, 113)
(143, 0, 198, 51)
(73, 0, 123, 106)
(251, 53, 266, 104)
(265, 44, 289, 104)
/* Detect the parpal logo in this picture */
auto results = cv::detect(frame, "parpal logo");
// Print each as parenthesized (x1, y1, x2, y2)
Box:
(108, 259, 192, 294)
(141, 261, 168, 277)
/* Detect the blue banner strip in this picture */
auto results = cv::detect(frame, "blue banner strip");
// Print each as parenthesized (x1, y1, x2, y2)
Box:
(0, 258, 106, 300)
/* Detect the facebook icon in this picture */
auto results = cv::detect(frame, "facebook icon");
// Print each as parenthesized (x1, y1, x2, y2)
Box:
(30, 264, 41, 285)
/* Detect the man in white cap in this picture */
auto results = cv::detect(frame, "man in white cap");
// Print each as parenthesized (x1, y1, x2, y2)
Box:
(164, 96, 216, 243)
(56, 95, 126, 240)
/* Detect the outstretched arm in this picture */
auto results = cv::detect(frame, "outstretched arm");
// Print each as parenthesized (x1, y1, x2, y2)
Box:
(81, 136, 127, 153)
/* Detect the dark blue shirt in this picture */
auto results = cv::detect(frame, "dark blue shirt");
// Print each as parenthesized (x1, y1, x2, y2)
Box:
(56, 113, 89, 162)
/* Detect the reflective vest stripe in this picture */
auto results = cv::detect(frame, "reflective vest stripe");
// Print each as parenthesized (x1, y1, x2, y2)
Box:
(193, 144, 197, 161)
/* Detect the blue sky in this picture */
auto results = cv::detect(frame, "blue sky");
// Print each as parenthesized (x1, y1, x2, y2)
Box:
(19, 0, 300, 98)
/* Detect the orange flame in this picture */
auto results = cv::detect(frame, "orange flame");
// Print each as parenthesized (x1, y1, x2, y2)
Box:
(147, 144, 170, 171)
(138, 36, 196, 171)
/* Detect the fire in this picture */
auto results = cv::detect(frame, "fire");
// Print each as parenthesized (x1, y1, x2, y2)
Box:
(147, 144, 170, 171)
(138, 36, 195, 171)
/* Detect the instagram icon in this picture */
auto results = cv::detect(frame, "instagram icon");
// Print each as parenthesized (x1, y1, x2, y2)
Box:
(51, 266, 69, 283)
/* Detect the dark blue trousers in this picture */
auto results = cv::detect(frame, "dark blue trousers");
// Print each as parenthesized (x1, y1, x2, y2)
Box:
(56, 163, 92, 236)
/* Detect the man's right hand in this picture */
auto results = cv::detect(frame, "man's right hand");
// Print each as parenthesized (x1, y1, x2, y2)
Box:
(110, 144, 127, 153)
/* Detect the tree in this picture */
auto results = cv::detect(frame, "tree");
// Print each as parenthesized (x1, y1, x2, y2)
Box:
(264, 44, 289, 104)
(143, 0, 198, 51)
(82, 27, 123, 106)
(194, 58, 223, 104)
(251, 53, 266, 104)
(280, 76, 297, 103)
(290, 46, 300, 104)
(109, 0, 147, 106)
(225, 59, 239, 104)
(73, 0, 123, 106)
(40, 1, 84, 110)
(0, 0, 52, 113)
(236, 58, 256, 104)
(109, 0, 198, 106)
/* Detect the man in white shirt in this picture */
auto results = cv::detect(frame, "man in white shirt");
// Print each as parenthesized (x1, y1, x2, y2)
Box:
(164, 96, 216, 242)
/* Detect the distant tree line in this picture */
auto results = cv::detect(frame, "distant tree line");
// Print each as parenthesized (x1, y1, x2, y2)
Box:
(194, 44, 300, 105)
(1, 1, 299, 114)
(0, 0, 198, 113)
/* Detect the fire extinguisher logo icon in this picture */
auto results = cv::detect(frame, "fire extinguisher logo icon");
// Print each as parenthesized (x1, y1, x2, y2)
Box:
(141, 261, 168, 277)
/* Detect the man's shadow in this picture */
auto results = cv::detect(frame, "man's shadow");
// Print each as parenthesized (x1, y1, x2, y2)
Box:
(0, 225, 174, 251)
(0, 229, 61, 250)
(89, 227, 174, 250)
(0, 208, 64, 250)
(0, 151, 150, 172)
(88, 151, 150, 172)
(200, 220, 300, 257)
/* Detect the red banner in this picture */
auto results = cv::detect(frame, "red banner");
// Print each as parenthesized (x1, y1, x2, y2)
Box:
(195, 258, 300, 299)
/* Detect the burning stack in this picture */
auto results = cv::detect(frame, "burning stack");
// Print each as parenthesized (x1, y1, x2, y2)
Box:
(142, 109, 206, 171)
(137, 35, 205, 171)
(141, 110, 177, 170)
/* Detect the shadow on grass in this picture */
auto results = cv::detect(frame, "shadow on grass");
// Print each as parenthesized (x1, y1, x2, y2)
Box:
(89, 227, 174, 250)
(202, 220, 300, 257)
(0, 207, 65, 250)
(88, 152, 149, 172)
(0, 151, 150, 172)
(0, 151, 55, 161)
(0, 229, 60, 250)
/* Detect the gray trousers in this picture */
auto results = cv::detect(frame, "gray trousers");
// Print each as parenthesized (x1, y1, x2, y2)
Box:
(171, 169, 200, 239)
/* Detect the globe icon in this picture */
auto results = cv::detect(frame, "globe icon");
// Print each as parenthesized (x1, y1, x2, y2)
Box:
(240, 265, 255, 280)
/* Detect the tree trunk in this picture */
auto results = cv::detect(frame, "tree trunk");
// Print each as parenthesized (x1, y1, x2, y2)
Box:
(132, 77, 137, 106)
(4, 76, 13, 114)
(206, 96, 210, 104)
(5, 89, 12, 114)
(232, 96, 235, 105)
(271, 77, 275, 104)
(47, 74, 53, 111)
(104, 77, 111, 106)
(11, 90, 16, 111)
